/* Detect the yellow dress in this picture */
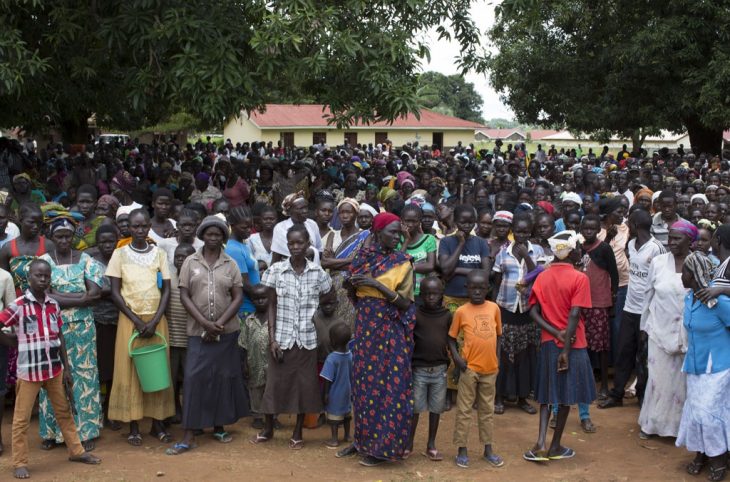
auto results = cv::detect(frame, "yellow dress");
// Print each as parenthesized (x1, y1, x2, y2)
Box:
(105, 245, 175, 422)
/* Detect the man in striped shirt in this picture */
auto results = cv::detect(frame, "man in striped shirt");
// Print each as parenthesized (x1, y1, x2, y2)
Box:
(0, 259, 100, 479)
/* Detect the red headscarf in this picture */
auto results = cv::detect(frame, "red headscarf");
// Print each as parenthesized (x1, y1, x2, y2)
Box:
(372, 212, 400, 232)
(536, 201, 555, 216)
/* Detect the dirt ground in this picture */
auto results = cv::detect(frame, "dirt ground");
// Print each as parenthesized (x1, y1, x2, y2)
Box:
(0, 396, 694, 481)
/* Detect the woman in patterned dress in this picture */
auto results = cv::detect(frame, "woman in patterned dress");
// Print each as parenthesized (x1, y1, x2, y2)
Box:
(339, 212, 416, 467)
(39, 217, 103, 451)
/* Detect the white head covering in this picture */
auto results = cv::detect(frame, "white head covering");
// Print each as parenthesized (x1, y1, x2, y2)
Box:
(548, 230, 584, 260)
(652, 190, 662, 202)
(359, 204, 378, 217)
(115, 202, 143, 219)
(561, 192, 583, 207)
(691, 193, 708, 205)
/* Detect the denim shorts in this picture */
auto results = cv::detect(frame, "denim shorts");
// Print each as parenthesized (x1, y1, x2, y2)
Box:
(413, 364, 448, 414)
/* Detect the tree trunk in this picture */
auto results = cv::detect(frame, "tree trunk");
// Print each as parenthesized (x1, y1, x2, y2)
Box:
(684, 115, 724, 156)
(59, 113, 91, 145)
(630, 129, 642, 154)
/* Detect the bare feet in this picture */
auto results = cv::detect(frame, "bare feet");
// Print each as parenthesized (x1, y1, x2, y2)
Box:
(14, 467, 30, 479)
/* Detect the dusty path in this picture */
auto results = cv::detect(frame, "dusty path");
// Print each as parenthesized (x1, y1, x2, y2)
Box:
(0, 397, 691, 481)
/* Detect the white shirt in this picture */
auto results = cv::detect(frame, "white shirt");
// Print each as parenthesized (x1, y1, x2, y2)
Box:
(157, 236, 204, 273)
(623, 236, 666, 315)
(639, 252, 688, 352)
(270, 218, 322, 263)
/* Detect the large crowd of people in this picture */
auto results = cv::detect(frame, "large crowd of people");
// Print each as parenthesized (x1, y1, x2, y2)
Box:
(0, 135, 728, 480)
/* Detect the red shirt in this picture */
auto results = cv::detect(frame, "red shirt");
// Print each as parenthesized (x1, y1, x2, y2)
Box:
(528, 263, 591, 349)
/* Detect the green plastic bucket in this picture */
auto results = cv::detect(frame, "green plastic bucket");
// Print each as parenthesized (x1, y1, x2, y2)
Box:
(128, 331, 170, 393)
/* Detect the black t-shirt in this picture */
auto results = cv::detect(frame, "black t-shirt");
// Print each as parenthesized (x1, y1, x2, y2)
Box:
(412, 305, 452, 367)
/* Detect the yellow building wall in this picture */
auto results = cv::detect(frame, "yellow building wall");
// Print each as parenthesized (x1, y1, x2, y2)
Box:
(223, 115, 476, 148)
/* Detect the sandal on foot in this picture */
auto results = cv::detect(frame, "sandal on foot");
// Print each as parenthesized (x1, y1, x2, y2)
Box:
(423, 448, 444, 461)
(288, 438, 303, 450)
(517, 400, 537, 415)
(82, 439, 96, 452)
(708, 465, 727, 482)
(127, 433, 143, 446)
(150, 430, 173, 443)
(166, 442, 197, 455)
(105, 419, 122, 431)
(402, 449, 411, 460)
(249, 433, 271, 445)
(580, 418, 597, 433)
(335, 444, 358, 458)
(484, 453, 504, 467)
(40, 439, 57, 451)
(494, 403, 505, 415)
(523, 450, 549, 462)
(548, 447, 575, 460)
(14, 467, 30, 479)
(324, 439, 340, 449)
(687, 454, 707, 476)
(455, 454, 469, 468)
(69, 453, 101, 464)
(213, 431, 233, 443)
(360, 455, 386, 467)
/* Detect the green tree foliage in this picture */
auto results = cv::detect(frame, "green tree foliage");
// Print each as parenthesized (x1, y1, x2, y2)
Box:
(0, 0, 486, 142)
(488, 0, 730, 154)
(418, 71, 484, 124)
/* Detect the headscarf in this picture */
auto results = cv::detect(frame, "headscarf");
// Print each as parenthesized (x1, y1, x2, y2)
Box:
(536, 201, 554, 216)
(635, 187, 653, 201)
(281, 190, 305, 216)
(493, 210, 513, 224)
(396, 171, 415, 187)
(195, 172, 210, 183)
(598, 197, 622, 219)
(372, 212, 400, 232)
(548, 230, 584, 260)
(13, 173, 32, 184)
(690, 193, 708, 205)
(670, 220, 699, 242)
(116, 202, 143, 220)
(683, 251, 714, 289)
(430, 177, 446, 189)
(652, 190, 661, 203)
(111, 170, 136, 194)
(561, 192, 583, 206)
(421, 202, 436, 214)
(378, 187, 397, 203)
(97, 194, 120, 214)
(400, 178, 415, 191)
(697, 219, 717, 231)
(359, 204, 378, 218)
(337, 197, 360, 213)
(49, 217, 76, 235)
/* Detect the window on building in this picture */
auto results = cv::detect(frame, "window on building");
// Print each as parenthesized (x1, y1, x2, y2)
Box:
(432, 132, 444, 149)
(313, 132, 327, 145)
(281, 132, 294, 148)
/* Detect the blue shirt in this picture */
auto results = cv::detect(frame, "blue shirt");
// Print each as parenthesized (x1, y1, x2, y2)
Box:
(225, 239, 260, 315)
(683, 291, 730, 375)
(320, 350, 353, 416)
(438, 235, 490, 298)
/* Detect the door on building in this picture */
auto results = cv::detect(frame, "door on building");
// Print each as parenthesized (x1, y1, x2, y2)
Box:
(375, 132, 388, 145)
(281, 132, 294, 148)
(344, 132, 358, 147)
(432, 132, 444, 149)
(313, 132, 327, 145)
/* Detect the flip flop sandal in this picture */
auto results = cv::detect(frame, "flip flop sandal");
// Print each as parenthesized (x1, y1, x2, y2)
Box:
(68, 453, 101, 465)
(127, 433, 143, 446)
(423, 449, 444, 461)
(324, 439, 341, 449)
(484, 453, 505, 467)
(548, 447, 575, 460)
(455, 454, 469, 468)
(402, 449, 411, 460)
(150, 431, 173, 443)
(581, 419, 597, 433)
(494, 403, 505, 415)
(213, 431, 233, 443)
(518, 401, 537, 415)
(708, 465, 727, 482)
(166, 442, 197, 455)
(335, 444, 358, 458)
(523, 450, 549, 462)
(249, 433, 271, 445)
(289, 438, 304, 450)
(686, 454, 707, 476)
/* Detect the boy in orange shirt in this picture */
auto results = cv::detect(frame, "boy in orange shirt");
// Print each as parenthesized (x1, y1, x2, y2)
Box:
(448, 269, 503, 469)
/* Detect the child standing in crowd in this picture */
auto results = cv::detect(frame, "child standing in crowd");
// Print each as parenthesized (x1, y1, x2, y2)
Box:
(166, 243, 196, 423)
(0, 259, 100, 479)
(157, 209, 202, 272)
(240, 285, 273, 429)
(407, 276, 452, 461)
(320, 323, 353, 448)
(449, 270, 503, 469)
(525, 231, 595, 462)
